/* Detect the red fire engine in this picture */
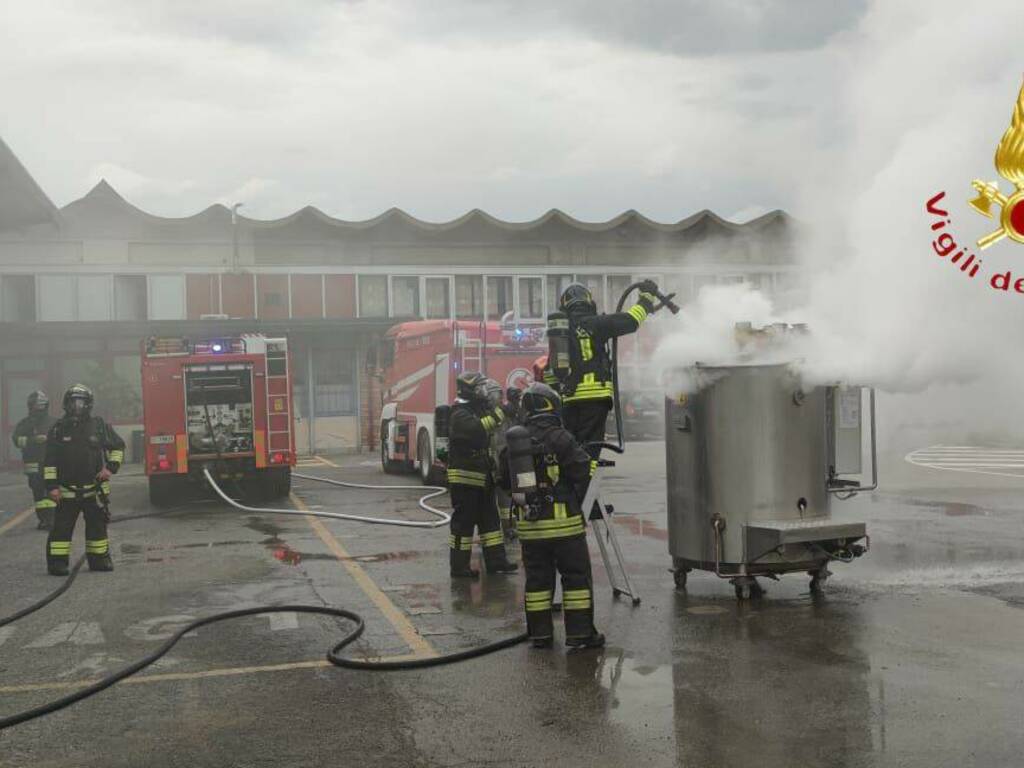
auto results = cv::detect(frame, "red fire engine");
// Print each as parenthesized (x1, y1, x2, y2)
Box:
(141, 334, 296, 505)
(378, 319, 544, 482)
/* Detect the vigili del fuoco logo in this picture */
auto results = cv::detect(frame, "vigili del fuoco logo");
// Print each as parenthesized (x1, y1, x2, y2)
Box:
(925, 79, 1024, 292)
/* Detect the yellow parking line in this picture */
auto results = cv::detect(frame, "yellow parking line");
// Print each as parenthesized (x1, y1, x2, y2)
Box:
(314, 454, 339, 467)
(0, 507, 34, 537)
(291, 492, 437, 659)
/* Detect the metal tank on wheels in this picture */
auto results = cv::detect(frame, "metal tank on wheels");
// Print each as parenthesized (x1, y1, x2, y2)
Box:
(664, 362, 875, 599)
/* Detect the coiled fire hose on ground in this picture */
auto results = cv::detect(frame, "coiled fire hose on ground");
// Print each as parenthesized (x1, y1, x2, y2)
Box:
(0, 468, 528, 731)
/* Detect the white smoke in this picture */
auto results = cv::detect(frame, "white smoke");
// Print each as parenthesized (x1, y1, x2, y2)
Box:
(654, 0, 1024, 450)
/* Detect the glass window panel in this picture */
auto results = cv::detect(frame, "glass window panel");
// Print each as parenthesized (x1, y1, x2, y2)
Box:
(392, 276, 420, 317)
(38, 275, 76, 321)
(607, 275, 633, 312)
(357, 275, 388, 318)
(576, 274, 604, 313)
(486, 276, 513, 321)
(518, 277, 543, 319)
(424, 278, 450, 319)
(77, 275, 111, 321)
(455, 275, 483, 319)
(149, 275, 185, 320)
(313, 349, 356, 416)
(547, 274, 574, 315)
(1, 275, 36, 322)
(115, 275, 147, 321)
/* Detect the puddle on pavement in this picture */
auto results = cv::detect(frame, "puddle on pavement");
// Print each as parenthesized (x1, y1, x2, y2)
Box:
(899, 498, 989, 517)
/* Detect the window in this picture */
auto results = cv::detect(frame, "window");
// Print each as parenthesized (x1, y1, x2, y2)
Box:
(38, 275, 75, 321)
(518, 277, 543, 320)
(486, 276, 513, 320)
(392, 276, 420, 317)
(313, 350, 356, 416)
(115, 275, 147, 321)
(424, 277, 450, 319)
(576, 274, 604, 312)
(662, 273, 691, 307)
(149, 275, 186, 320)
(1, 275, 36, 322)
(358, 275, 388, 318)
(455, 275, 483, 318)
(547, 274, 574, 315)
(607, 275, 633, 312)
(78, 275, 112, 321)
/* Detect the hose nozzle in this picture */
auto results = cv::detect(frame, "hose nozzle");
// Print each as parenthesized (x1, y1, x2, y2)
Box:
(655, 291, 680, 315)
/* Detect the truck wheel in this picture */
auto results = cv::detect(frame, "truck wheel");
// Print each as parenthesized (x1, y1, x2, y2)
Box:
(148, 475, 178, 508)
(417, 430, 433, 484)
(265, 468, 291, 500)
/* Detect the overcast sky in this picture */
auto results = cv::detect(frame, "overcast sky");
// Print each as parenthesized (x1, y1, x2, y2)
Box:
(0, 0, 876, 222)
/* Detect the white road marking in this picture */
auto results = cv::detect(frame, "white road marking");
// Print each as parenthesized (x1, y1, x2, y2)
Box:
(124, 615, 199, 642)
(0, 626, 15, 648)
(905, 445, 1024, 479)
(268, 612, 299, 631)
(26, 621, 105, 648)
(57, 653, 116, 679)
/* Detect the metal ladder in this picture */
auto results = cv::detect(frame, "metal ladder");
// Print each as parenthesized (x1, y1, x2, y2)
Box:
(581, 454, 641, 606)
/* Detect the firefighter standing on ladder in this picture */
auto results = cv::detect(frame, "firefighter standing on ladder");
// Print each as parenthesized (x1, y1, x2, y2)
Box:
(43, 384, 125, 576)
(446, 372, 518, 578)
(554, 281, 663, 456)
(12, 391, 57, 530)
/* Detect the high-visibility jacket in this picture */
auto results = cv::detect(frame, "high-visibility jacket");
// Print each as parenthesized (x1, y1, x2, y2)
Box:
(446, 399, 505, 488)
(561, 299, 653, 404)
(12, 412, 56, 475)
(498, 415, 593, 541)
(43, 415, 125, 496)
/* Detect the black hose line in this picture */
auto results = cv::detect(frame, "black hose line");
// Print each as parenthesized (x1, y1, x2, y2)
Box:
(0, 557, 84, 630)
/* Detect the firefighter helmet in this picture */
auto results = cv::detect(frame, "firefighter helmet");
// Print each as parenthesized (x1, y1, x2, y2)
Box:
(27, 390, 49, 413)
(521, 382, 562, 421)
(481, 378, 503, 408)
(559, 283, 596, 315)
(62, 383, 94, 418)
(456, 371, 487, 402)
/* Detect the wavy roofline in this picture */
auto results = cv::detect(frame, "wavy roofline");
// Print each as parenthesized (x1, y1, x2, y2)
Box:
(64, 179, 791, 233)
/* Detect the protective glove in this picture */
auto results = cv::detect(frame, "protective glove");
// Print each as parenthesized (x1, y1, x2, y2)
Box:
(638, 279, 660, 295)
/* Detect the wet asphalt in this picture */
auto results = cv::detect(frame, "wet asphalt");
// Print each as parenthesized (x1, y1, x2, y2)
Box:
(0, 443, 1022, 768)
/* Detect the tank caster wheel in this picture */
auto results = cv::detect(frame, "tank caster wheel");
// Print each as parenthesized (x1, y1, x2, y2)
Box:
(809, 567, 832, 594)
(673, 568, 690, 590)
(732, 577, 763, 601)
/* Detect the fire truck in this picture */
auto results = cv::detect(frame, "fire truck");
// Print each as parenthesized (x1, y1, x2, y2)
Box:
(141, 335, 296, 505)
(378, 318, 544, 483)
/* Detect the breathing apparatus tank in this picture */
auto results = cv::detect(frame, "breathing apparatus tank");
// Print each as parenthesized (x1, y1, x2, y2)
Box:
(546, 311, 571, 383)
(434, 404, 451, 462)
(505, 424, 541, 521)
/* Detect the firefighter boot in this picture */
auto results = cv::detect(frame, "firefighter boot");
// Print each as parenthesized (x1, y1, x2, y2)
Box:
(88, 553, 114, 572)
(481, 531, 518, 574)
(47, 537, 71, 576)
(47, 559, 69, 577)
(565, 632, 606, 650)
(449, 548, 478, 578)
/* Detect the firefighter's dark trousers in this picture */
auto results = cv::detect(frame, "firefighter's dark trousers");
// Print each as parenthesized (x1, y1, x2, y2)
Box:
(448, 483, 509, 573)
(26, 472, 55, 529)
(521, 526, 596, 642)
(46, 496, 109, 570)
(563, 399, 612, 460)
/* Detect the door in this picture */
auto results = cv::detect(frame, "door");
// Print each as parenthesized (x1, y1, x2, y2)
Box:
(3, 372, 47, 466)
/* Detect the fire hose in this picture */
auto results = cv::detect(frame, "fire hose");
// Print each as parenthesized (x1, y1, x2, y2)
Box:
(0, 470, 527, 732)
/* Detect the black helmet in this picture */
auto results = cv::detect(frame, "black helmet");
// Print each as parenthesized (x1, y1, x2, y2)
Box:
(63, 383, 94, 419)
(456, 371, 487, 402)
(521, 382, 562, 421)
(559, 283, 596, 315)
(27, 390, 49, 413)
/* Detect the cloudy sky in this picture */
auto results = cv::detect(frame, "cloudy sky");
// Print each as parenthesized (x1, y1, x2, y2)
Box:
(0, 0, 870, 221)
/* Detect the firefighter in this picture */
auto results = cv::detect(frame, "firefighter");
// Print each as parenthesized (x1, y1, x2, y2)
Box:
(531, 354, 561, 391)
(43, 384, 125, 576)
(554, 282, 663, 454)
(446, 372, 517, 578)
(11, 391, 58, 530)
(499, 382, 603, 649)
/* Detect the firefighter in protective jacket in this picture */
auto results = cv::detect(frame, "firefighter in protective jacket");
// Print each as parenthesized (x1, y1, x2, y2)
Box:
(43, 384, 125, 576)
(12, 391, 57, 530)
(499, 382, 604, 649)
(554, 281, 662, 455)
(446, 372, 518, 578)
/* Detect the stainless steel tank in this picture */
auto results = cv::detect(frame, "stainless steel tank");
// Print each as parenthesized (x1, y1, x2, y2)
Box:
(664, 363, 872, 598)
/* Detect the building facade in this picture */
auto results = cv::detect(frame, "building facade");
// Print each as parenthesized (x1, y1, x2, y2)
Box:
(0, 138, 800, 464)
